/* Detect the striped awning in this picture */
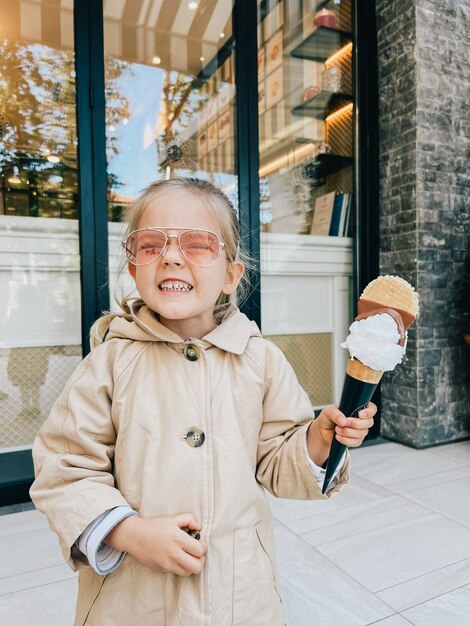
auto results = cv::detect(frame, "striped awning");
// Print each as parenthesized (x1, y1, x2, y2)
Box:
(0, 0, 233, 75)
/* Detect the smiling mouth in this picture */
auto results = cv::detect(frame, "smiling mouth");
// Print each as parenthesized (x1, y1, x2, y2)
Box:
(159, 280, 193, 292)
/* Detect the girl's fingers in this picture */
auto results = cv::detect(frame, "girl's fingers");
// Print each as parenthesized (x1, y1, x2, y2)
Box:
(182, 535, 207, 558)
(325, 407, 348, 427)
(336, 426, 369, 440)
(176, 513, 201, 530)
(324, 402, 377, 427)
(358, 403, 377, 419)
(335, 431, 368, 447)
(336, 413, 374, 445)
(176, 551, 206, 576)
(339, 417, 374, 431)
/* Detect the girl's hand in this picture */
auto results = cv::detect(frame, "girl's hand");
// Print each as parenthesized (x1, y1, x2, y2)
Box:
(317, 403, 377, 448)
(104, 513, 207, 576)
(307, 403, 377, 467)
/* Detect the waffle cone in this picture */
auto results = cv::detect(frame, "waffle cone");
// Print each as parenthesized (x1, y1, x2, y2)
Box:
(360, 275, 419, 318)
(346, 358, 384, 384)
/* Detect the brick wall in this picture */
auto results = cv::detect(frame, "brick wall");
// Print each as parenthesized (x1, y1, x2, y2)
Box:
(376, 0, 470, 447)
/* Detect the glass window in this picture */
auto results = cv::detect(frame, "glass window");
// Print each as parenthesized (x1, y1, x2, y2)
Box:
(101, 1, 238, 303)
(0, 0, 82, 453)
(258, 0, 354, 407)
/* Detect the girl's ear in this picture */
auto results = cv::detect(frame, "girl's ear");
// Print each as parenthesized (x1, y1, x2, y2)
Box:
(128, 262, 136, 280)
(222, 261, 245, 295)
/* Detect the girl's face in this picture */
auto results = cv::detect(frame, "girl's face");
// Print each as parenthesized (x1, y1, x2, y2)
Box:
(128, 189, 244, 339)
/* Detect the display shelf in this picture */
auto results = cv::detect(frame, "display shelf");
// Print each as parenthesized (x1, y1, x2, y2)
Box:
(290, 26, 352, 62)
(292, 90, 353, 120)
(259, 136, 318, 177)
(306, 153, 352, 177)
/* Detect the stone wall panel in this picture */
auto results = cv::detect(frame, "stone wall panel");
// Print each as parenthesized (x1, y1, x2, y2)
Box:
(376, 0, 470, 447)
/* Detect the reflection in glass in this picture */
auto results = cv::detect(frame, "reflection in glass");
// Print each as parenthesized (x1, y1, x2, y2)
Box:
(0, 0, 82, 452)
(0, 37, 78, 218)
(103, 1, 239, 310)
(257, 0, 353, 236)
(258, 0, 355, 407)
(103, 0, 238, 225)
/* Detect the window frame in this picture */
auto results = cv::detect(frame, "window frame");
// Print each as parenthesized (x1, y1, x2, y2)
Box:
(0, 0, 380, 507)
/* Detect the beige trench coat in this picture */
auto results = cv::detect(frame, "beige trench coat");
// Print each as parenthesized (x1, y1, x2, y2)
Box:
(31, 303, 349, 626)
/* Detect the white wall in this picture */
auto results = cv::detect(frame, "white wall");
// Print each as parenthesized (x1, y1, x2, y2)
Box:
(261, 232, 352, 402)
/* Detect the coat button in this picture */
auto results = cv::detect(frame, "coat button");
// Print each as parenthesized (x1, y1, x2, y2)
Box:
(185, 428, 205, 448)
(184, 344, 200, 361)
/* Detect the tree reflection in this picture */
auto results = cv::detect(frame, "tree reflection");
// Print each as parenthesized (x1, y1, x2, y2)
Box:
(0, 38, 130, 219)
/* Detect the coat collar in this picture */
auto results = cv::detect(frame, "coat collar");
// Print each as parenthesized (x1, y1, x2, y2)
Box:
(204, 304, 261, 354)
(106, 300, 260, 355)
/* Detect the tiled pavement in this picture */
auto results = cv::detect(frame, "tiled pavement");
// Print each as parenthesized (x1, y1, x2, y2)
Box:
(1, 440, 470, 625)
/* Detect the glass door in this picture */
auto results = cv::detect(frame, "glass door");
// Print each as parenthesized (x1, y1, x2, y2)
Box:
(0, 0, 82, 502)
(100, 0, 238, 300)
(257, 0, 354, 409)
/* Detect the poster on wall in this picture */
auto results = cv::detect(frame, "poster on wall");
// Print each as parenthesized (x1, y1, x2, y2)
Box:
(207, 151, 217, 173)
(265, 66, 283, 109)
(219, 83, 230, 109)
(258, 81, 265, 114)
(265, 29, 283, 75)
(197, 105, 207, 129)
(218, 109, 231, 142)
(224, 140, 233, 174)
(208, 94, 218, 121)
(258, 46, 265, 81)
(263, 2, 284, 40)
(208, 121, 218, 152)
(217, 144, 224, 171)
(198, 130, 208, 158)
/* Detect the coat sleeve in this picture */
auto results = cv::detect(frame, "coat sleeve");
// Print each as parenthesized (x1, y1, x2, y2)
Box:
(30, 343, 131, 571)
(255, 340, 350, 500)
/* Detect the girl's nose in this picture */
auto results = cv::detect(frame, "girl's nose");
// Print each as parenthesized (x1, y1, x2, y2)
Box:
(161, 238, 185, 266)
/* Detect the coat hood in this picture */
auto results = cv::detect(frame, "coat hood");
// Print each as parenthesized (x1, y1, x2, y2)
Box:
(106, 300, 261, 355)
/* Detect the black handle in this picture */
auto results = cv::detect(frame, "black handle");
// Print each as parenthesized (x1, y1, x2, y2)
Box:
(321, 374, 378, 493)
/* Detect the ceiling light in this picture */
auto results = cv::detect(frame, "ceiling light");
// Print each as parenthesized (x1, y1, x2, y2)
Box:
(188, 2, 198, 9)
(219, 32, 225, 38)
(47, 155, 60, 163)
(152, 56, 161, 65)
(200, 56, 205, 62)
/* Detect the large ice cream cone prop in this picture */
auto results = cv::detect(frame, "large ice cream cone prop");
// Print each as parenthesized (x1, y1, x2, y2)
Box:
(322, 276, 419, 493)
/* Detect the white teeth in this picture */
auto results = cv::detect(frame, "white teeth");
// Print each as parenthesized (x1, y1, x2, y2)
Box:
(160, 281, 192, 292)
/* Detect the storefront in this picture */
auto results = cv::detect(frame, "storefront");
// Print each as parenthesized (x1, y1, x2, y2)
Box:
(2, 0, 467, 508)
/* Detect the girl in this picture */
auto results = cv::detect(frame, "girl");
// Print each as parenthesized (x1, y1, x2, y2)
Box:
(30, 177, 375, 626)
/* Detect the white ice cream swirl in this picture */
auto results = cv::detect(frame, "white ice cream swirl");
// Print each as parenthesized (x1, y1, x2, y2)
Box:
(341, 312, 407, 372)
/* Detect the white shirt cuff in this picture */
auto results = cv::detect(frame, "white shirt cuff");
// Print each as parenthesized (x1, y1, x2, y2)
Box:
(77, 506, 137, 575)
(305, 432, 346, 493)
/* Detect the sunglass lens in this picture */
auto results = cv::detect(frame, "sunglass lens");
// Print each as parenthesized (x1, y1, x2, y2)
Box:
(126, 231, 166, 265)
(180, 231, 219, 266)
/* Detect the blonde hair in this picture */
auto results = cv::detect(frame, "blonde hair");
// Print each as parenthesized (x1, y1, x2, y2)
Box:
(90, 177, 254, 348)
